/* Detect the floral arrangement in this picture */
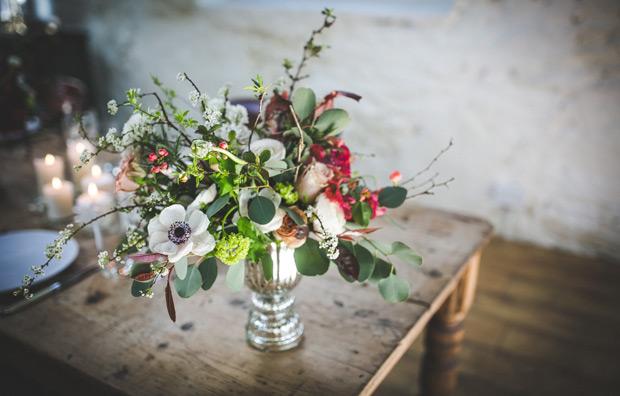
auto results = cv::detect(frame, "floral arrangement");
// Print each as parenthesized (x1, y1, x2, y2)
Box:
(16, 9, 451, 322)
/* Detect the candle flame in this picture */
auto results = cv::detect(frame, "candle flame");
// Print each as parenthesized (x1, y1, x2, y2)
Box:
(52, 177, 62, 190)
(75, 142, 85, 153)
(44, 154, 56, 166)
(91, 164, 102, 178)
(87, 182, 99, 197)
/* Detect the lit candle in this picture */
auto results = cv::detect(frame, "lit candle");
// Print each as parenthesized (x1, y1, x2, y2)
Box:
(42, 177, 75, 221)
(33, 154, 65, 195)
(81, 164, 115, 194)
(75, 182, 117, 233)
(66, 138, 94, 189)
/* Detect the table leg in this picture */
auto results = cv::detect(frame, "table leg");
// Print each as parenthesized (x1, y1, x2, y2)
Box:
(420, 250, 481, 396)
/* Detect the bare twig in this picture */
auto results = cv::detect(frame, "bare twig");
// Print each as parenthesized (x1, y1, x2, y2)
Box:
(247, 92, 266, 151)
(289, 104, 306, 182)
(400, 139, 453, 187)
(406, 177, 454, 200)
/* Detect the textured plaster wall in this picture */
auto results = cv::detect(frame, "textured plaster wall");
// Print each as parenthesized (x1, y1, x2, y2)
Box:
(59, 0, 620, 260)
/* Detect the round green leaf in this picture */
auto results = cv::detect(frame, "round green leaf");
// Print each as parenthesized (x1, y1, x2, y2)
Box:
(175, 256, 188, 280)
(378, 274, 410, 302)
(378, 186, 407, 208)
(391, 242, 423, 266)
(353, 244, 375, 282)
(129, 262, 152, 278)
(174, 264, 202, 298)
(248, 196, 276, 225)
(199, 257, 218, 291)
(369, 257, 393, 283)
(225, 260, 245, 292)
(314, 108, 351, 136)
(292, 88, 316, 123)
(294, 238, 329, 276)
(352, 201, 373, 228)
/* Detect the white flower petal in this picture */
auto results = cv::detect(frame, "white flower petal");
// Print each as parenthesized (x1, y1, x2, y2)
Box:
(259, 188, 282, 208)
(168, 242, 193, 263)
(159, 204, 186, 227)
(152, 240, 178, 255)
(256, 208, 285, 233)
(187, 184, 218, 212)
(191, 232, 216, 256)
(238, 189, 255, 218)
(249, 138, 285, 162)
(147, 217, 165, 235)
(148, 231, 169, 251)
(187, 210, 209, 233)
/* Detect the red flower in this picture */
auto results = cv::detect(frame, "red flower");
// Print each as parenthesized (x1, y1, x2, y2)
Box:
(219, 141, 228, 150)
(390, 171, 402, 184)
(158, 148, 169, 157)
(151, 166, 161, 173)
(148, 153, 157, 162)
(161, 162, 168, 170)
(309, 144, 326, 162)
(325, 180, 354, 220)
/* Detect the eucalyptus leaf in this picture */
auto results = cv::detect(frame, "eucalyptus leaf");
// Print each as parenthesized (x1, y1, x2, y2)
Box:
(261, 252, 273, 281)
(353, 244, 375, 282)
(369, 257, 393, 283)
(131, 279, 154, 297)
(314, 108, 351, 136)
(199, 257, 218, 291)
(264, 160, 289, 177)
(378, 186, 407, 208)
(259, 149, 271, 163)
(225, 261, 245, 292)
(294, 238, 329, 276)
(378, 274, 410, 302)
(358, 239, 392, 256)
(391, 242, 423, 266)
(173, 264, 202, 298)
(352, 201, 373, 228)
(337, 266, 355, 283)
(248, 196, 276, 225)
(206, 194, 229, 217)
(175, 256, 188, 280)
(292, 88, 316, 122)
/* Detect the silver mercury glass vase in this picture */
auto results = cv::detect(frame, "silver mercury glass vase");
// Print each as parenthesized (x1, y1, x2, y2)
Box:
(245, 243, 304, 352)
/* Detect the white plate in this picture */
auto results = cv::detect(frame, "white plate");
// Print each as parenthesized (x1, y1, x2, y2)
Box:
(0, 229, 79, 294)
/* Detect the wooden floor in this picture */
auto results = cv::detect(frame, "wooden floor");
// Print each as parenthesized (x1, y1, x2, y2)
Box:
(375, 238, 620, 396)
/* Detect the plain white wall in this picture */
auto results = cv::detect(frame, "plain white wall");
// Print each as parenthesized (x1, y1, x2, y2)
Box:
(59, 0, 620, 260)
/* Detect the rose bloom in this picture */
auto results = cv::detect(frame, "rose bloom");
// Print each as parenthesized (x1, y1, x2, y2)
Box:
(249, 138, 286, 163)
(296, 162, 334, 203)
(115, 152, 145, 192)
(274, 206, 309, 248)
(313, 193, 346, 235)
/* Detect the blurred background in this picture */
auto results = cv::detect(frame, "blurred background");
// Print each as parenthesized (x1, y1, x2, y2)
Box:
(4, 0, 618, 260)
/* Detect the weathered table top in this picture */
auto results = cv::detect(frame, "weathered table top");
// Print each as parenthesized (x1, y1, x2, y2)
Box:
(0, 132, 493, 395)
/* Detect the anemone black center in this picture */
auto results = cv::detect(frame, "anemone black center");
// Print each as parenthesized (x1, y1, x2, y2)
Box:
(168, 221, 191, 245)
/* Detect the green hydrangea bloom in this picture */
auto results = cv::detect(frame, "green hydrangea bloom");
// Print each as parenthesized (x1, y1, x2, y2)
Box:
(275, 182, 298, 205)
(215, 234, 251, 265)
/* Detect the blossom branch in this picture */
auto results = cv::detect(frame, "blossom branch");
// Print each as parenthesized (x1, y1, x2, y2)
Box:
(287, 9, 336, 93)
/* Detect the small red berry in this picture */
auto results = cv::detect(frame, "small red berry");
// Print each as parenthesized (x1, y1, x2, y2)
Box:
(389, 171, 402, 184)
(218, 141, 228, 150)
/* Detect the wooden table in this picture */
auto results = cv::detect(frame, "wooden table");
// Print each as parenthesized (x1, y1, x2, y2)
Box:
(0, 132, 493, 395)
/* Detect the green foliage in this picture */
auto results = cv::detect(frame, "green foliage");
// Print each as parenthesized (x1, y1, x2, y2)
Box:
(206, 194, 229, 217)
(294, 238, 329, 276)
(131, 279, 154, 297)
(248, 196, 276, 225)
(391, 242, 423, 266)
(369, 257, 393, 283)
(261, 252, 273, 281)
(314, 109, 351, 137)
(292, 88, 316, 123)
(351, 201, 373, 228)
(378, 274, 410, 302)
(174, 256, 188, 280)
(378, 187, 407, 208)
(199, 257, 218, 291)
(225, 261, 245, 292)
(173, 264, 202, 298)
(353, 244, 375, 282)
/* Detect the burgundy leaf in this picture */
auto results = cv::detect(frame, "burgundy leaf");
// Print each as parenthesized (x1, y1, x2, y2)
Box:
(335, 245, 360, 281)
(132, 273, 157, 282)
(128, 253, 167, 263)
(337, 228, 381, 240)
(165, 281, 176, 323)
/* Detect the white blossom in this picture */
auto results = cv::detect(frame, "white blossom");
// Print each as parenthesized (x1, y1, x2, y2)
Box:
(107, 100, 118, 115)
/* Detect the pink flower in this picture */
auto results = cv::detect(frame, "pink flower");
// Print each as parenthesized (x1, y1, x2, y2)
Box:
(325, 180, 355, 220)
(390, 171, 402, 184)
(151, 166, 161, 173)
(296, 162, 334, 203)
(161, 162, 168, 170)
(219, 141, 228, 150)
(158, 148, 169, 157)
(115, 152, 145, 193)
(148, 153, 157, 162)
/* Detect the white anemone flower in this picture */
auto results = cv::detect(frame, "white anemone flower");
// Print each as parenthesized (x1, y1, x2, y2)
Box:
(147, 204, 215, 263)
